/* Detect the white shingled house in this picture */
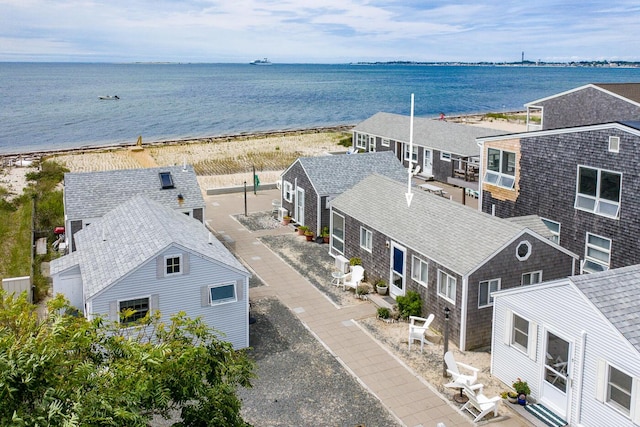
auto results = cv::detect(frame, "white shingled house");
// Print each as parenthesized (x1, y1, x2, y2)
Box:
(491, 265, 640, 426)
(50, 195, 251, 349)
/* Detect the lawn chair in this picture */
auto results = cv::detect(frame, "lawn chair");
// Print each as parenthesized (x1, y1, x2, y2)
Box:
(461, 383, 501, 422)
(444, 351, 480, 401)
(408, 314, 435, 352)
(343, 266, 364, 292)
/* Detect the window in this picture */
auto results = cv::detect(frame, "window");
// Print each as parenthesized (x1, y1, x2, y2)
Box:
(159, 172, 174, 189)
(381, 138, 390, 147)
(437, 270, 456, 303)
(440, 152, 452, 161)
(119, 297, 149, 324)
(516, 241, 532, 261)
(583, 232, 611, 273)
(512, 313, 529, 352)
(355, 133, 367, 149)
(478, 279, 500, 308)
(209, 283, 236, 305)
(165, 255, 181, 276)
(541, 218, 561, 244)
(411, 256, 428, 286)
(484, 148, 516, 189)
(521, 271, 542, 286)
(283, 181, 293, 202)
(404, 145, 418, 162)
(359, 227, 372, 252)
(331, 212, 345, 255)
(575, 166, 622, 218)
(609, 136, 620, 153)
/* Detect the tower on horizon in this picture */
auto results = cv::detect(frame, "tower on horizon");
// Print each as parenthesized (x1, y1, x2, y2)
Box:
(522, 51, 524, 63)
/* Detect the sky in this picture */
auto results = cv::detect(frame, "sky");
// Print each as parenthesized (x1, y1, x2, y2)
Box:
(1, 0, 639, 63)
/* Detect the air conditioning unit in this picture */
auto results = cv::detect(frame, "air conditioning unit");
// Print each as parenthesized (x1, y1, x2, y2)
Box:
(335, 255, 350, 274)
(277, 207, 288, 222)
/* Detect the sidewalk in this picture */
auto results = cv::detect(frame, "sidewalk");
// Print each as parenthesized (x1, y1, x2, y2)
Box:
(205, 188, 529, 427)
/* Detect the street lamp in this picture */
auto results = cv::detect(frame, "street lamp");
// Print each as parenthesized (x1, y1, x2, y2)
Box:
(443, 306, 450, 378)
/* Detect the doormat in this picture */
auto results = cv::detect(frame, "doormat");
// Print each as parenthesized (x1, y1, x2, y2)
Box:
(524, 404, 567, 427)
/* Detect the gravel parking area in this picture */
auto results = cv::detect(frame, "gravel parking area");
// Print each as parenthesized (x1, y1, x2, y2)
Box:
(238, 297, 401, 427)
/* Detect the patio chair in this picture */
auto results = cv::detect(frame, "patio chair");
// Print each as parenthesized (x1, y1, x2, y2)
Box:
(444, 351, 479, 393)
(342, 265, 364, 292)
(408, 314, 435, 352)
(461, 383, 501, 422)
(272, 199, 281, 214)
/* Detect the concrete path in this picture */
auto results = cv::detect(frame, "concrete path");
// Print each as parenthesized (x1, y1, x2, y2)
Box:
(205, 188, 530, 427)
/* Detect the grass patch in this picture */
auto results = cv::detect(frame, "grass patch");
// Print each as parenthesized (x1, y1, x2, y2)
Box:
(0, 199, 33, 279)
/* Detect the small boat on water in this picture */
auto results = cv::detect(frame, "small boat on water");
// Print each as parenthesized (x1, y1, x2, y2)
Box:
(99, 95, 120, 100)
(250, 58, 272, 65)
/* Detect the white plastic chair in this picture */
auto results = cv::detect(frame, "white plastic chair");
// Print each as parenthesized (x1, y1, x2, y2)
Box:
(408, 314, 435, 352)
(343, 265, 364, 292)
(444, 351, 479, 391)
(461, 383, 501, 422)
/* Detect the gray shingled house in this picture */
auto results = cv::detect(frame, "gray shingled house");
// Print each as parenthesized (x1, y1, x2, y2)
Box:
(279, 151, 408, 237)
(351, 112, 501, 188)
(491, 264, 640, 426)
(525, 83, 640, 131)
(477, 121, 640, 272)
(329, 174, 578, 350)
(50, 195, 251, 349)
(63, 165, 205, 252)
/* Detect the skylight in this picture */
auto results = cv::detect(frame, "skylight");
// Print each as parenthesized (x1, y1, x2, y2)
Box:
(159, 172, 174, 189)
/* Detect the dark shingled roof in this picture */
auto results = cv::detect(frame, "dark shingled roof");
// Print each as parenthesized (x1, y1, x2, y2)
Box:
(594, 83, 640, 104)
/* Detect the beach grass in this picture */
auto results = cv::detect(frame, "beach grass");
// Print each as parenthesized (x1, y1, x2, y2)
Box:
(0, 199, 32, 280)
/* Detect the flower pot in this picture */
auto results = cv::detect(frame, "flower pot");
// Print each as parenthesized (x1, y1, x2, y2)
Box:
(322, 236, 329, 244)
(376, 285, 388, 295)
(517, 394, 527, 405)
(305, 233, 314, 241)
(507, 395, 518, 404)
(297, 228, 306, 236)
(282, 217, 291, 225)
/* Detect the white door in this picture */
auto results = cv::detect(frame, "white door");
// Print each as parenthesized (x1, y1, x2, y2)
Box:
(423, 149, 433, 176)
(369, 136, 376, 152)
(389, 242, 406, 297)
(540, 330, 571, 419)
(295, 187, 305, 225)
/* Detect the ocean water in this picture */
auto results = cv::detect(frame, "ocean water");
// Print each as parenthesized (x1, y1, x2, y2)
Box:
(0, 62, 638, 155)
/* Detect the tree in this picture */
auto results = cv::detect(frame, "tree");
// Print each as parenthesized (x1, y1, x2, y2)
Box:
(0, 291, 255, 426)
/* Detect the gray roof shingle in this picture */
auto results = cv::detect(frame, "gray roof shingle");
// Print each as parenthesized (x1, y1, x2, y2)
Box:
(352, 112, 502, 157)
(331, 174, 530, 275)
(64, 165, 204, 220)
(51, 195, 248, 300)
(295, 151, 408, 196)
(571, 265, 640, 353)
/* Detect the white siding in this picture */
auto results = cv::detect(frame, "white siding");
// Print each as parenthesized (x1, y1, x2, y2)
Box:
(52, 266, 83, 310)
(492, 283, 640, 426)
(89, 245, 249, 349)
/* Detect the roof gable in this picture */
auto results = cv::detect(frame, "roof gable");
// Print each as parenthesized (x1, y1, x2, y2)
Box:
(331, 174, 531, 275)
(295, 151, 408, 196)
(68, 195, 247, 299)
(525, 83, 640, 108)
(64, 165, 205, 220)
(353, 112, 501, 157)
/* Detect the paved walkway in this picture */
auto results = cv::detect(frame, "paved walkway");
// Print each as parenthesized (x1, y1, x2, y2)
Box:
(205, 188, 530, 427)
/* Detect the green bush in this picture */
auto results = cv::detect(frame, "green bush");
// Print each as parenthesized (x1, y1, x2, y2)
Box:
(377, 307, 390, 319)
(396, 290, 422, 319)
(338, 135, 352, 147)
(349, 257, 362, 266)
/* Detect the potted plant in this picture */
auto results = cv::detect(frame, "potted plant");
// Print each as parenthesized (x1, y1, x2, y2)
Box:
(297, 225, 308, 236)
(513, 378, 530, 405)
(377, 307, 390, 320)
(320, 226, 330, 244)
(282, 215, 291, 225)
(304, 230, 314, 242)
(501, 391, 518, 404)
(375, 279, 388, 295)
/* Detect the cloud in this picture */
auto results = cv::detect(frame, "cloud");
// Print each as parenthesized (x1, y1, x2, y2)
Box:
(0, 0, 639, 62)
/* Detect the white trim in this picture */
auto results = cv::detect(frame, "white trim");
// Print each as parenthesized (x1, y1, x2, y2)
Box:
(411, 255, 429, 287)
(541, 217, 561, 244)
(330, 211, 345, 256)
(359, 226, 373, 253)
(477, 121, 640, 144)
(437, 269, 456, 304)
(516, 240, 532, 261)
(609, 135, 620, 153)
(582, 232, 612, 273)
(574, 165, 622, 219)
(283, 180, 293, 202)
(524, 83, 640, 109)
(117, 294, 151, 325)
(440, 151, 452, 162)
(478, 278, 500, 308)
(164, 254, 183, 277)
(208, 282, 237, 306)
(381, 138, 390, 147)
(521, 270, 542, 286)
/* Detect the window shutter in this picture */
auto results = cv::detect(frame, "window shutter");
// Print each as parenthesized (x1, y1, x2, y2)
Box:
(150, 294, 159, 313)
(183, 253, 190, 275)
(595, 358, 606, 402)
(236, 279, 244, 301)
(156, 256, 164, 279)
(504, 309, 512, 345)
(632, 378, 640, 424)
(200, 286, 209, 307)
(109, 301, 118, 322)
(528, 321, 538, 361)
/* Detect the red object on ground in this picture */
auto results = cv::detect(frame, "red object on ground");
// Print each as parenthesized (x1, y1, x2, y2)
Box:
(54, 227, 65, 234)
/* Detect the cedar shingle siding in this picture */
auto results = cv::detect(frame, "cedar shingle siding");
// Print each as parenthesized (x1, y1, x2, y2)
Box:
(482, 126, 640, 269)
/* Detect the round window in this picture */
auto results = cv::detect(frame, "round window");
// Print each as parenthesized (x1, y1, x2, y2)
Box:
(516, 241, 532, 261)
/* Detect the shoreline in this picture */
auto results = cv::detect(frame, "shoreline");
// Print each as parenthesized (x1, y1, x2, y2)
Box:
(0, 125, 355, 162)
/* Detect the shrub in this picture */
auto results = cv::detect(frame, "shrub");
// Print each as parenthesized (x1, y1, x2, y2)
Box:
(377, 307, 390, 319)
(349, 257, 362, 266)
(513, 378, 531, 395)
(396, 290, 422, 319)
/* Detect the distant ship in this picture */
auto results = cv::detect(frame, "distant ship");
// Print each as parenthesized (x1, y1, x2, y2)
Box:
(250, 58, 272, 65)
